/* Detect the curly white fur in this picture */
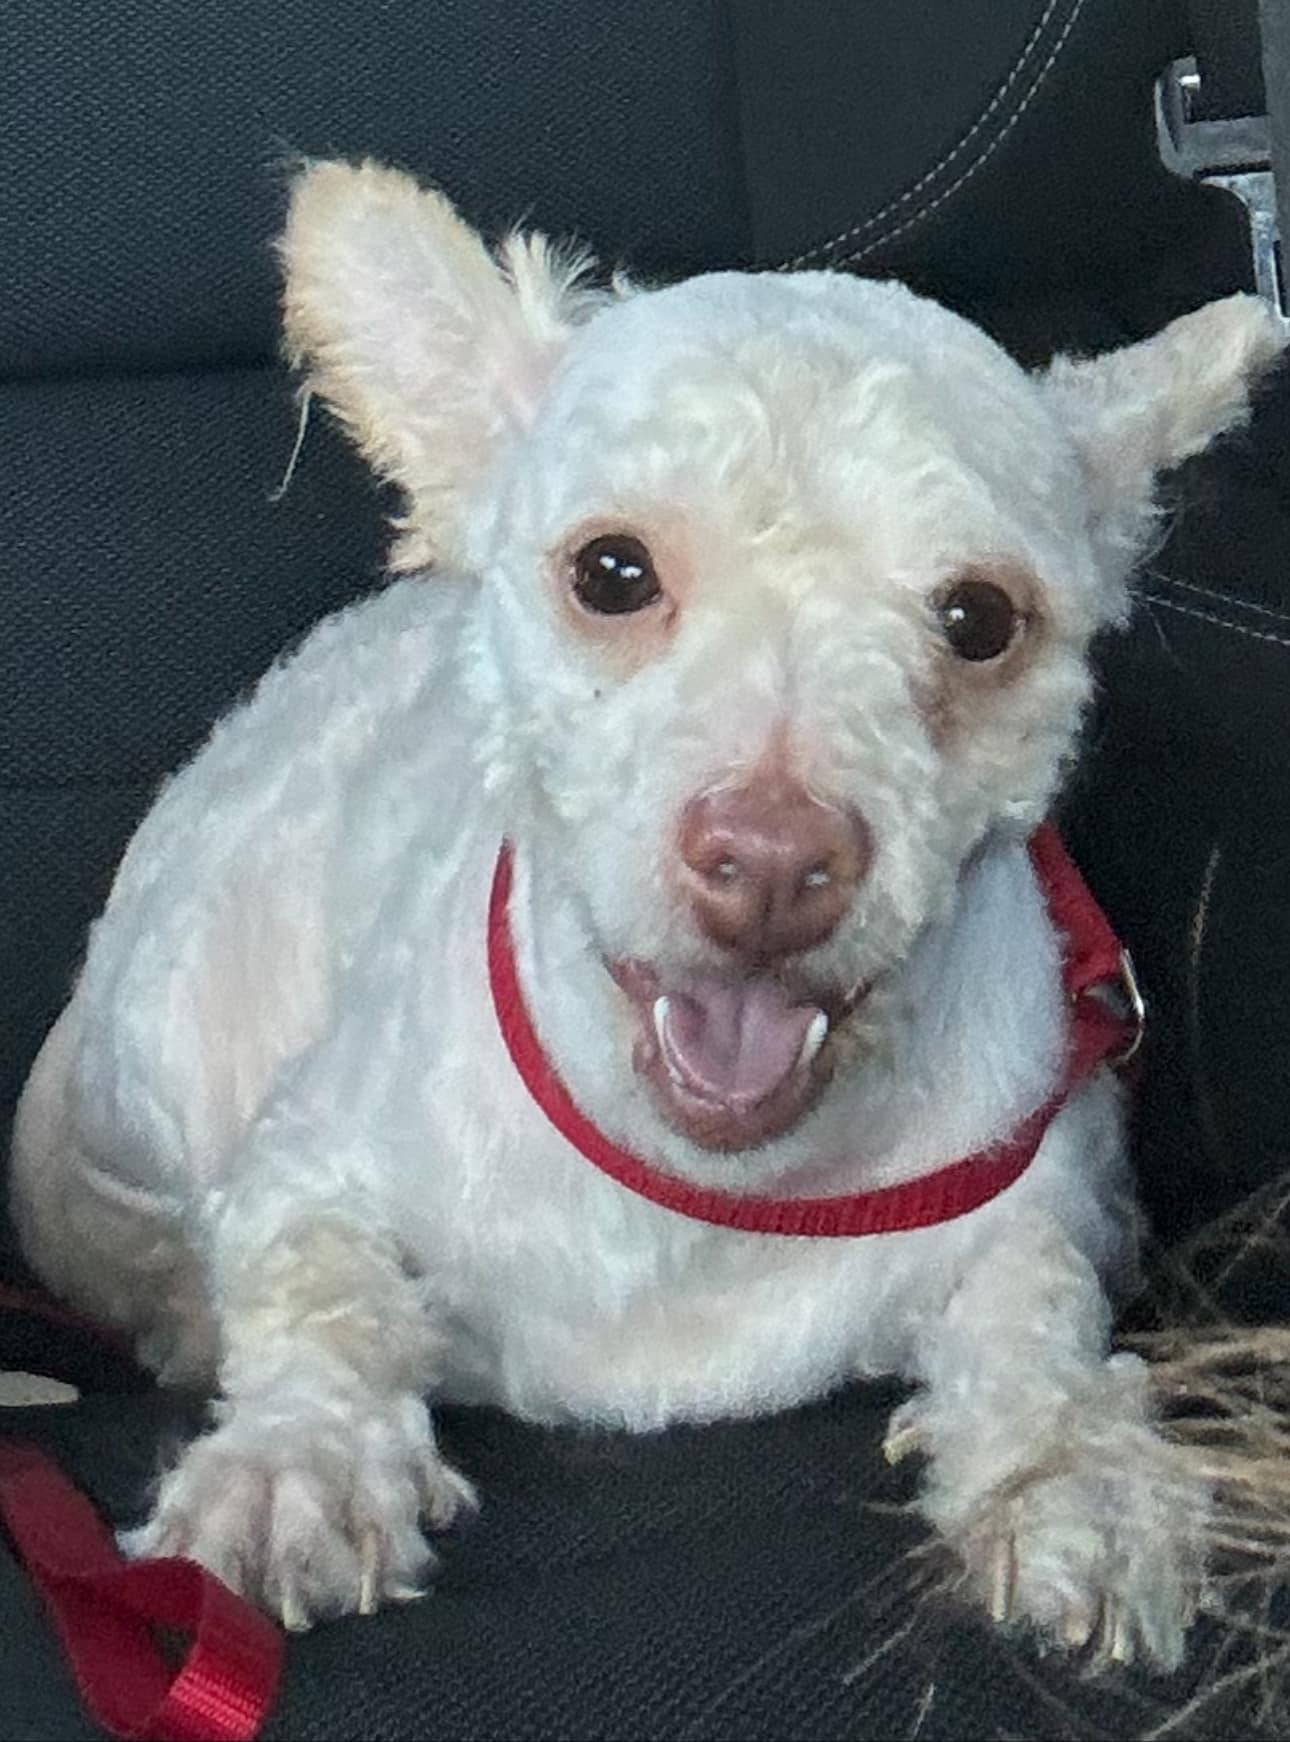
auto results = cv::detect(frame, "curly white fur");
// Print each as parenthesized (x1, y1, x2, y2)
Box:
(11, 160, 1285, 1656)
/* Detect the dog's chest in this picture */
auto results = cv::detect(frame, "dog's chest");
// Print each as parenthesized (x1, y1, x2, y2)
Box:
(427, 1184, 919, 1429)
(360, 835, 1081, 1431)
(383, 939, 940, 1426)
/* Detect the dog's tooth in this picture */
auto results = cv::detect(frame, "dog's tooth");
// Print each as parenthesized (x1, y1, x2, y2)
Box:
(654, 998, 691, 1091)
(798, 1010, 829, 1071)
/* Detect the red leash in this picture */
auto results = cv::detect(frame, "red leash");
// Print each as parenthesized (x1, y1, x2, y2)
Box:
(0, 1438, 282, 1741)
(0, 1279, 134, 1354)
(1, 1282, 283, 1742)
(489, 824, 1140, 1236)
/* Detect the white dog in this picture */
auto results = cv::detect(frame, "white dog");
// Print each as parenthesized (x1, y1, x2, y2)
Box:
(11, 161, 1285, 1659)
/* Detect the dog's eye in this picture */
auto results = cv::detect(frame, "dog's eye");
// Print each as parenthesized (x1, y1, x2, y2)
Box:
(937, 578, 1020, 662)
(572, 535, 662, 615)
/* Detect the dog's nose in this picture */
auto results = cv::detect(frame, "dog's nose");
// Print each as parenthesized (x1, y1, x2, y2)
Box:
(679, 779, 872, 958)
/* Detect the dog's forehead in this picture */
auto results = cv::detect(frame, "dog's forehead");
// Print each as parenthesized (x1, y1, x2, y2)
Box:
(523, 271, 1085, 581)
(536, 273, 1072, 500)
(559, 271, 1038, 428)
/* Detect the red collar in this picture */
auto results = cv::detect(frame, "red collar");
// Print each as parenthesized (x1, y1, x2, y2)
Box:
(487, 826, 1139, 1237)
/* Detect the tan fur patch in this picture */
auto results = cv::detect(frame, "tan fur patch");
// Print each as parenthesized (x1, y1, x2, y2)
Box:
(226, 1215, 438, 1396)
(551, 518, 687, 671)
(923, 562, 1047, 742)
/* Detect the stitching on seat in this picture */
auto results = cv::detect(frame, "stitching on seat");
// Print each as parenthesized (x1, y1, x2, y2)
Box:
(831, 0, 1089, 268)
(1155, 572, 1290, 630)
(782, 0, 1071, 270)
(1142, 592, 1290, 651)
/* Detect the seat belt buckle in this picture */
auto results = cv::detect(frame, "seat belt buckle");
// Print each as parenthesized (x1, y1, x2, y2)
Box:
(1156, 52, 1288, 324)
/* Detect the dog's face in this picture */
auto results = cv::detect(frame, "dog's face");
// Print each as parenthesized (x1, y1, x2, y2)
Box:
(282, 162, 1284, 1151)
(465, 278, 1104, 1149)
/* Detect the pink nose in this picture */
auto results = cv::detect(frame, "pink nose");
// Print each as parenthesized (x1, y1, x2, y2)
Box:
(679, 779, 873, 959)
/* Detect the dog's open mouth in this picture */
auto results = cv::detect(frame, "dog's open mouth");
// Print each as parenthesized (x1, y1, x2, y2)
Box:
(610, 960, 848, 1150)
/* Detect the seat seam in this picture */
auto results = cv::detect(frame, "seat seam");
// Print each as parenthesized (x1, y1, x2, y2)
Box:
(781, 0, 1078, 270)
(1152, 571, 1290, 629)
(1141, 591, 1290, 650)
(830, 0, 1089, 269)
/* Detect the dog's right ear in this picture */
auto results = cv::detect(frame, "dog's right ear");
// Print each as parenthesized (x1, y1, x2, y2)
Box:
(280, 160, 605, 571)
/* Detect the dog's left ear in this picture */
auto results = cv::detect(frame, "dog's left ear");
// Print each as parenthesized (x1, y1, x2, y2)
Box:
(280, 159, 607, 570)
(1041, 294, 1286, 593)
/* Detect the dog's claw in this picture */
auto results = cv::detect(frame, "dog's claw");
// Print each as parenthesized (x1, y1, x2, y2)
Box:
(1092, 1596, 1133, 1666)
(882, 1421, 923, 1466)
(987, 1534, 1016, 1624)
(418, 1454, 479, 1529)
(358, 1528, 381, 1616)
(1061, 1598, 1099, 1651)
(280, 1585, 311, 1634)
(1110, 1606, 1135, 1666)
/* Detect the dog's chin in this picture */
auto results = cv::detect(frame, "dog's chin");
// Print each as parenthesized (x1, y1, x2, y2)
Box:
(608, 957, 857, 1153)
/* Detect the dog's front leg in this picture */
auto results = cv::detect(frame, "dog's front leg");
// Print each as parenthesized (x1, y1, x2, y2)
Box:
(889, 1208, 1203, 1669)
(122, 1138, 474, 1628)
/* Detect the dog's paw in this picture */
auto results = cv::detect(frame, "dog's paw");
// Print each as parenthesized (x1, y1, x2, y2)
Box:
(121, 1392, 476, 1628)
(943, 1410, 1203, 1669)
(954, 1445, 1199, 1668)
(907, 1356, 1206, 1670)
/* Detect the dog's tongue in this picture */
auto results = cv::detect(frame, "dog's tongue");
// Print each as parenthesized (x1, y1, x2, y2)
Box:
(656, 975, 824, 1111)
